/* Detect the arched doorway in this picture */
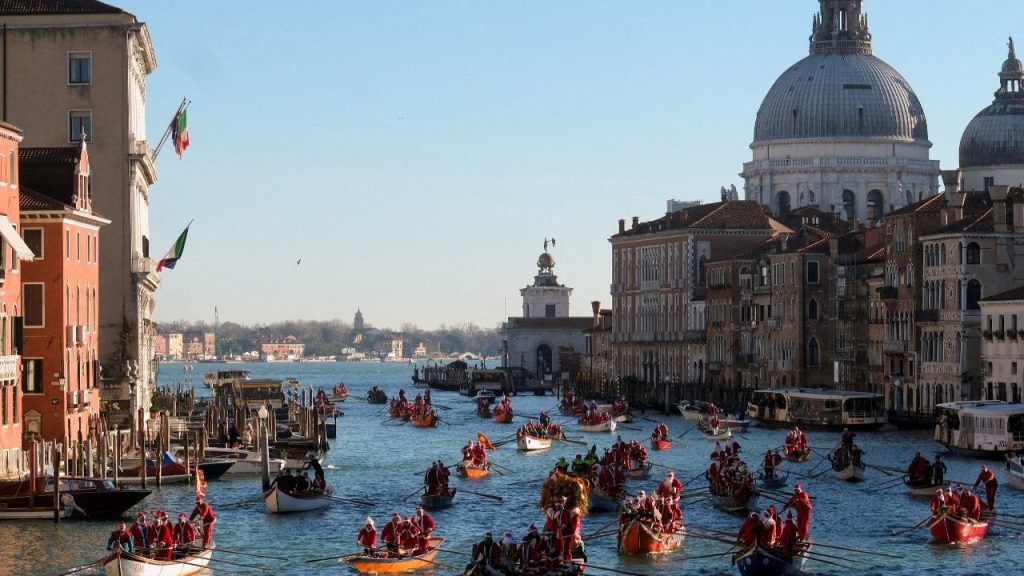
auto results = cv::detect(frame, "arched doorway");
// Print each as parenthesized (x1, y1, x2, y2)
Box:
(535, 344, 552, 376)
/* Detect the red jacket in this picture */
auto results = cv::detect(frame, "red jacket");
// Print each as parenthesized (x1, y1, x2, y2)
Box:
(413, 512, 435, 535)
(357, 526, 377, 548)
(782, 492, 812, 515)
(173, 521, 197, 545)
(975, 469, 998, 489)
(381, 519, 402, 544)
(129, 521, 149, 548)
(190, 502, 216, 524)
(737, 517, 758, 544)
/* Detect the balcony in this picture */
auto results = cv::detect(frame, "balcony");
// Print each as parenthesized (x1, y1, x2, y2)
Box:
(132, 256, 155, 275)
(883, 341, 908, 355)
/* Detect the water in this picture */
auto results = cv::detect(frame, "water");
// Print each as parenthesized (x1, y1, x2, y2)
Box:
(6, 361, 1022, 576)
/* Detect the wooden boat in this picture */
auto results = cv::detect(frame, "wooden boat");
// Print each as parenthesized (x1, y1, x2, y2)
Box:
(628, 461, 653, 479)
(651, 437, 671, 451)
(347, 536, 443, 574)
(903, 475, 945, 497)
(492, 406, 514, 423)
(725, 416, 752, 432)
(712, 491, 759, 514)
(677, 400, 711, 421)
(517, 434, 553, 451)
(409, 411, 438, 428)
(201, 447, 286, 475)
(102, 546, 214, 576)
(420, 490, 456, 510)
(927, 510, 989, 544)
(698, 421, 732, 441)
(832, 460, 866, 482)
(783, 447, 810, 463)
(618, 518, 684, 554)
(476, 402, 491, 418)
(367, 389, 388, 404)
(329, 382, 349, 402)
(0, 476, 151, 519)
(1007, 459, 1024, 489)
(457, 462, 490, 479)
(588, 486, 622, 512)
(264, 483, 333, 513)
(733, 541, 809, 576)
(578, 417, 616, 433)
(757, 469, 789, 490)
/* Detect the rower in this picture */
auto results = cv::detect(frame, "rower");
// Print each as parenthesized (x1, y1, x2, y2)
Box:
(737, 511, 759, 545)
(781, 484, 813, 541)
(129, 512, 149, 551)
(381, 513, 402, 551)
(932, 455, 947, 484)
(357, 517, 377, 553)
(189, 497, 217, 548)
(107, 522, 134, 553)
(779, 511, 798, 555)
(973, 465, 999, 511)
(412, 506, 435, 551)
(763, 449, 776, 480)
(656, 471, 683, 499)
(172, 512, 198, 552)
(472, 532, 501, 568)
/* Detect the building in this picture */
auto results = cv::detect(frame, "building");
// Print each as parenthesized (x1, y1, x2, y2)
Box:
(167, 333, 183, 359)
(504, 248, 591, 381)
(261, 337, 304, 361)
(0, 121, 32, 479)
(0, 1, 160, 438)
(353, 309, 364, 331)
(742, 0, 940, 220)
(385, 333, 404, 360)
(153, 334, 167, 358)
(979, 286, 1024, 403)
(19, 141, 109, 443)
(580, 301, 614, 399)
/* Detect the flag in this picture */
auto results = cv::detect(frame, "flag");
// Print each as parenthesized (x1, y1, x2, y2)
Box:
(195, 468, 207, 499)
(477, 432, 496, 451)
(156, 223, 191, 272)
(172, 109, 190, 158)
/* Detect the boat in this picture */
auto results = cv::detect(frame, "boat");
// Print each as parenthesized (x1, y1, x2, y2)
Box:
(711, 489, 759, 514)
(457, 461, 490, 479)
(200, 447, 286, 476)
(578, 415, 616, 433)
(832, 460, 866, 482)
(420, 490, 456, 510)
(195, 459, 235, 481)
(471, 389, 496, 403)
(677, 400, 712, 421)
(783, 446, 810, 463)
(517, 434, 553, 451)
(651, 437, 671, 451)
(903, 475, 945, 497)
(698, 420, 732, 441)
(367, 387, 389, 404)
(733, 541, 809, 576)
(409, 410, 438, 428)
(618, 518, 684, 554)
(102, 545, 214, 576)
(927, 510, 989, 544)
(0, 506, 67, 520)
(329, 381, 349, 402)
(346, 537, 444, 574)
(725, 416, 752, 432)
(588, 486, 622, 512)
(264, 483, 333, 513)
(933, 401, 1024, 458)
(492, 404, 514, 423)
(1005, 457, 1024, 489)
(204, 369, 250, 390)
(0, 476, 151, 519)
(757, 469, 790, 490)
(628, 461, 653, 480)
(746, 388, 887, 430)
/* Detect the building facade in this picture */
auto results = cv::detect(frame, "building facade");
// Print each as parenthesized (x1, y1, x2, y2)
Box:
(0, 2, 159, 435)
(979, 286, 1024, 403)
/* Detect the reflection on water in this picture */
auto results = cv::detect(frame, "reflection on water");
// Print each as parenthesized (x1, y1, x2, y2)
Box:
(7, 362, 1023, 576)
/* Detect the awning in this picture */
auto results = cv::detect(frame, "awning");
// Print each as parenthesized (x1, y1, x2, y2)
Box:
(0, 216, 34, 261)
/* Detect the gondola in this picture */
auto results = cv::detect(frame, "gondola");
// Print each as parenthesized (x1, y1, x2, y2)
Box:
(618, 518, 684, 554)
(421, 489, 456, 510)
(329, 382, 349, 402)
(347, 537, 444, 574)
(0, 476, 151, 519)
(102, 545, 214, 576)
(927, 510, 989, 544)
(733, 541, 809, 576)
(264, 483, 333, 513)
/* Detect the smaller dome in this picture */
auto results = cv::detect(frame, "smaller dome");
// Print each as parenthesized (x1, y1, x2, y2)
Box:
(960, 38, 1024, 169)
(537, 252, 555, 269)
(1003, 37, 1024, 76)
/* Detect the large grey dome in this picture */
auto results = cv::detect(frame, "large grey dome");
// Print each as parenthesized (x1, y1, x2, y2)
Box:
(959, 39, 1024, 169)
(754, 53, 929, 143)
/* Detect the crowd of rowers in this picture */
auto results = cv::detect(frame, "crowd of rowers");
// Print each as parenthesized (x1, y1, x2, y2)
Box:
(518, 417, 564, 440)
(618, 471, 685, 534)
(479, 394, 513, 418)
(924, 460, 1000, 519)
(106, 497, 217, 559)
(355, 506, 438, 557)
(424, 460, 454, 497)
(650, 422, 669, 443)
(558, 391, 628, 416)
(554, 437, 649, 479)
(463, 520, 585, 576)
(735, 484, 814, 557)
(783, 427, 808, 455)
(462, 439, 490, 467)
(390, 389, 435, 420)
(367, 385, 387, 402)
(313, 388, 339, 415)
(705, 441, 755, 499)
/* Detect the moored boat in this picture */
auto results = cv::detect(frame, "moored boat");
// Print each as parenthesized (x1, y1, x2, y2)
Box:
(927, 510, 989, 544)
(457, 461, 490, 479)
(517, 434, 553, 451)
(618, 518, 684, 554)
(264, 483, 333, 513)
(677, 400, 712, 421)
(0, 476, 150, 519)
(421, 490, 456, 510)
(733, 541, 809, 576)
(347, 536, 444, 574)
(200, 447, 286, 476)
(102, 546, 214, 576)
(933, 401, 1024, 458)
(747, 388, 887, 430)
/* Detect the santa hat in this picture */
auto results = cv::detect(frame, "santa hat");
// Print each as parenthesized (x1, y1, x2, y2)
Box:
(365, 517, 375, 527)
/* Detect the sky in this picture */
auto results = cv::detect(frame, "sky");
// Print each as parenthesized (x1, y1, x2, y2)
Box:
(126, 0, 1022, 331)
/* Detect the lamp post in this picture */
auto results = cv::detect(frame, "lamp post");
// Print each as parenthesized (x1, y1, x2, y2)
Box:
(258, 405, 271, 491)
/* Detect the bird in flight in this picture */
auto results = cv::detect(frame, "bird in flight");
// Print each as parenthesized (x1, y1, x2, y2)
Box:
(296, 259, 302, 265)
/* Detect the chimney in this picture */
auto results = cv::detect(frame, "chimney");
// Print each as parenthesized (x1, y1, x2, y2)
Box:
(618, 219, 625, 234)
(828, 237, 839, 258)
(591, 301, 601, 327)
(991, 185, 1010, 232)
(942, 169, 964, 224)
(631, 216, 640, 229)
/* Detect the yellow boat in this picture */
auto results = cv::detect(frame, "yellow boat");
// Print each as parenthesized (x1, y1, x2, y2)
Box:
(457, 461, 490, 479)
(346, 537, 444, 574)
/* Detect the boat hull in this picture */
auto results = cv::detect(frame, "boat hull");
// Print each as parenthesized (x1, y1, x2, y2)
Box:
(347, 537, 444, 574)
(618, 520, 683, 554)
(589, 488, 621, 512)
(904, 476, 944, 497)
(712, 491, 759, 514)
(517, 435, 552, 451)
(628, 461, 653, 479)
(1007, 463, 1024, 489)
(409, 413, 437, 428)
(833, 463, 866, 482)
(493, 410, 514, 424)
(457, 463, 490, 479)
(734, 542, 807, 576)
(725, 418, 751, 432)
(758, 470, 789, 490)
(579, 420, 616, 433)
(783, 449, 809, 463)
(651, 438, 671, 451)
(699, 425, 732, 441)
(264, 485, 332, 513)
(420, 491, 455, 510)
(928, 512, 989, 544)
(103, 547, 214, 576)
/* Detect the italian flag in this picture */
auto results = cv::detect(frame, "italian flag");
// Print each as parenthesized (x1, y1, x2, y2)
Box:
(156, 223, 191, 272)
(172, 109, 190, 158)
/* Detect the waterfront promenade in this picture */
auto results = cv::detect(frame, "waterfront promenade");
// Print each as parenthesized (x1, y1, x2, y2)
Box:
(9, 362, 1022, 576)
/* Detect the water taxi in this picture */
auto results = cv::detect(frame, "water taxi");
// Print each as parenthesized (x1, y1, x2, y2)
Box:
(747, 388, 887, 430)
(203, 369, 250, 390)
(933, 401, 1024, 458)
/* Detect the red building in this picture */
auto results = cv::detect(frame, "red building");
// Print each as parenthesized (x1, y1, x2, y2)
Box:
(0, 122, 34, 479)
(19, 143, 108, 447)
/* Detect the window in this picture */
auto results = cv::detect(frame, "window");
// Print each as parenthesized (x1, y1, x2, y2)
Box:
(23, 229, 42, 260)
(69, 110, 91, 142)
(545, 304, 556, 318)
(806, 261, 820, 284)
(76, 232, 81, 262)
(966, 242, 981, 265)
(807, 337, 820, 368)
(1013, 362, 1019, 376)
(22, 359, 42, 393)
(807, 298, 819, 320)
(23, 284, 43, 327)
(66, 230, 70, 258)
(68, 52, 91, 85)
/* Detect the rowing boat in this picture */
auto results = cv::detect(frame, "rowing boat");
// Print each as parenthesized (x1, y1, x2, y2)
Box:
(618, 518, 683, 554)
(832, 460, 866, 482)
(421, 490, 456, 510)
(347, 537, 443, 574)
(457, 462, 490, 479)
(733, 541, 810, 576)
(264, 484, 332, 513)
(927, 510, 989, 544)
(517, 434, 553, 451)
(783, 447, 809, 463)
(650, 437, 671, 451)
(757, 469, 789, 490)
(492, 406, 514, 424)
(102, 546, 214, 576)
(628, 461, 653, 479)
(588, 486, 622, 512)
(698, 421, 732, 441)
(903, 475, 944, 497)
(409, 411, 438, 428)
(578, 417, 616, 433)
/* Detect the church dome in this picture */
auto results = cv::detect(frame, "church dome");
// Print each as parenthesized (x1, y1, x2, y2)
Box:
(753, 0, 928, 144)
(960, 39, 1024, 169)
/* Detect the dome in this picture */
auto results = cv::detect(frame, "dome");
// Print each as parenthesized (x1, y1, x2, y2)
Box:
(537, 252, 555, 269)
(754, 53, 929, 143)
(960, 38, 1024, 169)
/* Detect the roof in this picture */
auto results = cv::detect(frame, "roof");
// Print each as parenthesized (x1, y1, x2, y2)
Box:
(19, 186, 69, 211)
(929, 209, 993, 235)
(0, 0, 123, 15)
(980, 285, 1024, 303)
(936, 401, 1024, 417)
(750, 387, 883, 400)
(18, 147, 81, 205)
(19, 147, 79, 166)
(614, 200, 772, 238)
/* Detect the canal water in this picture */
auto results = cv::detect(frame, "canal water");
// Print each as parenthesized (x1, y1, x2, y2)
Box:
(7, 362, 1023, 576)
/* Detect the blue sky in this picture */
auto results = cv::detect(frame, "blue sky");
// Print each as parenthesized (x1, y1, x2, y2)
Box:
(127, 0, 1020, 330)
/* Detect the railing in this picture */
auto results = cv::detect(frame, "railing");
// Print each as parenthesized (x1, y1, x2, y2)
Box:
(846, 410, 887, 420)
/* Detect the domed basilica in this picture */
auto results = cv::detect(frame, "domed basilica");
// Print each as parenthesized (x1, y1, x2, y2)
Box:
(742, 0, 941, 222)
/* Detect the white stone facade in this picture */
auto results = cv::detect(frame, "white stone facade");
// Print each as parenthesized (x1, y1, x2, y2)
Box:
(980, 297, 1024, 403)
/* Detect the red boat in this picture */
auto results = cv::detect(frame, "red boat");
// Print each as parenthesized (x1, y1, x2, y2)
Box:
(493, 405, 514, 423)
(409, 410, 438, 428)
(927, 511, 989, 544)
(651, 437, 671, 451)
(618, 518, 683, 554)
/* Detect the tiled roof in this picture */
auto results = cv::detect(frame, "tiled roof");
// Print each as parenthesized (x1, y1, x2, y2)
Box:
(0, 0, 122, 14)
(615, 200, 771, 238)
(981, 285, 1024, 303)
(778, 206, 850, 235)
(930, 209, 994, 235)
(19, 147, 79, 166)
(885, 192, 946, 217)
(18, 147, 79, 204)
(19, 186, 68, 211)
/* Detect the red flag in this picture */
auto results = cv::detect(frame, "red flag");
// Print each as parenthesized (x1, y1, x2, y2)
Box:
(477, 432, 496, 451)
(195, 468, 207, 499)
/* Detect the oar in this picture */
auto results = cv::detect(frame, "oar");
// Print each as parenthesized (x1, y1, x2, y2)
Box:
(618, 425, 642, 432)
(647, 461, 676, 471)
(490, 461, 516, 475)
(433, 403, 453, 410)
(865, 476, 905, 491)
(801, 553, 858, 570)
(218, 496, 263, 508)
(200, 546, 289, 561)
(507, 477, 545, 487)
(56, 562, 101, 576)
(402, 486, 425, 502)
(558, 437, 588, 446)
(458, 488, 504, 501)
(570, 560, 651, 576)
(677, 423, 698, 439)
(584, 529, 618, 541)
(679, 490, 711, 499)
(683, 549, 736, 560)
(324, 495, 375, 507)
(682, 469, 706, 487)
(584, 519, 619, 540)
(865, 463, 893, 477)
(890, 516, 931, 536)
(436, 547, 473, 557)
(201, 555, 272, 571)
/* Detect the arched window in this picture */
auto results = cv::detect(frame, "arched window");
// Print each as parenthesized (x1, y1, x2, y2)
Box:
(842, 190, 856, 221)
(807, 298, 819, 320)
(867, 189, 884, 222)
(940, 246, 946, 266)
(905, 188, 914, 206)
(966, 279, 982, 310)
(958, 242, 964, 265)
(777, 191, 792, 217)
(966, 242, 981, 265)
(806, 337, 820, 368)
(806, 190, 816, 204)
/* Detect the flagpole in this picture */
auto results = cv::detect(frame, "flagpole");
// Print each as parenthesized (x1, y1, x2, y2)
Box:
(153, 98, 190, 160)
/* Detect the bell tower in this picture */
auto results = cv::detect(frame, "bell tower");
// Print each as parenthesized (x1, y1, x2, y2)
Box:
(810, 0, 872, 55)
(521, 240, 572, 319)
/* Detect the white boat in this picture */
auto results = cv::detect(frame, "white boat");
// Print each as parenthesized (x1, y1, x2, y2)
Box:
(204, 369, 250, 389)
(517, 435, 553, 451)
(578, 418, 617, 433)
(677, 401, 711, 421)
(201, 447, 286, 475)
(102, 546, 214, 576)
(264, 484, 333, 513)
(724, 416, 752, 432)
(698, 421, 732, 441)
(746, 388, 887, 430)
(933, 401, 1024, 458)
(1007, 458, 1024, 490)
(833, 461, 866, 482)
